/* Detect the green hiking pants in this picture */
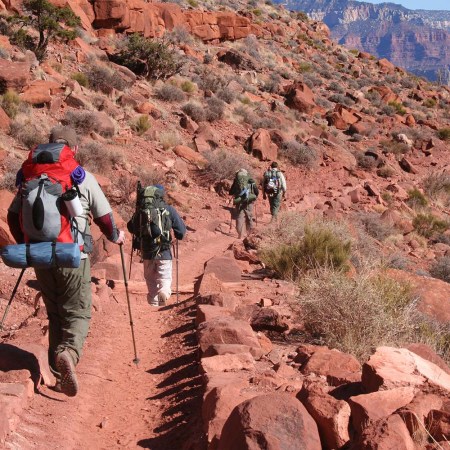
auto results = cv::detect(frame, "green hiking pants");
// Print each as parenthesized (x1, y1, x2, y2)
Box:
(35, 258, 91, 372)
(269, 192, 283, 218)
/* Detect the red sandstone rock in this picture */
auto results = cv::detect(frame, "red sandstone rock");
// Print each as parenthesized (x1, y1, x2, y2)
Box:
(173, 144, 207, 166)
(284, 81, 316, 114)
(218, 393, 321, 450)
(0, 60, 30, 92)
(246, 128, 278, 161)
(204, 256, 241, 283)
(200, 352, 255, 374)
(348, 386, 416, 434)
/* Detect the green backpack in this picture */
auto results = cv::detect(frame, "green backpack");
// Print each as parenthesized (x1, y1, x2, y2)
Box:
(135, 186, 172, 255)
(233, 171, 256, 205)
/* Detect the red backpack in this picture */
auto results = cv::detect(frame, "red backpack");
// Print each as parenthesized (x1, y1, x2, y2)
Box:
(19, 143, 80, 245)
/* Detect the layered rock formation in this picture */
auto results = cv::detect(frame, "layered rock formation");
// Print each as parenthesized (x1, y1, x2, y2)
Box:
(273, 0, 450, 81)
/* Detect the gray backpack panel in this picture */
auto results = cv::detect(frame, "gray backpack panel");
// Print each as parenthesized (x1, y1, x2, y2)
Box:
(21, 175, 62, 242)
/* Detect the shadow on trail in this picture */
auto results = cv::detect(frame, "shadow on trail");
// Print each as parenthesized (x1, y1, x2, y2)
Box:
(138, 298, 206, 450)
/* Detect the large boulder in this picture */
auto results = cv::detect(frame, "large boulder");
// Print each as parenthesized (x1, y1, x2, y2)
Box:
(284, 82, 316, 114)
(246, 128, 278, 162)
(362, 347, 450, 393)
(218, 393, 321, 450)
(0, 60, 30, 93)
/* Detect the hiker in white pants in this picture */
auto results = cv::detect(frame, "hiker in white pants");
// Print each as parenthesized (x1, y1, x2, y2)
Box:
(127, 184, 186, 307)
(144, 260, 173, 306)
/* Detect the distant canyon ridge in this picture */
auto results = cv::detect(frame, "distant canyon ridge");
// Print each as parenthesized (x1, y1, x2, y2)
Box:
(274, 0, 450, 82)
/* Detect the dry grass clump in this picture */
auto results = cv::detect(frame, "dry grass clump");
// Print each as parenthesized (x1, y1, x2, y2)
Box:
(358, 212, 396, 241)
(0, 89, 25, 118)
(295, 268, 450, 362)
(10, 117, 46, 148)
(85, 63, 127, 93)
(159, 129, 181, 150)
(423, 172, 450, 207)
(280, 140, 318, 169)
(413, 213, 449, 239)
(429, 256, 450, 284)
(131, 115, 151, 135)
(0, 157, 22, 191)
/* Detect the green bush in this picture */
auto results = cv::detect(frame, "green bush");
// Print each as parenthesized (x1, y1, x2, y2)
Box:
(180, 80, 195, 93)
(261, 225, 351, 280)
(0, 89, 22, 118)
(131, 115, 150, 135)
(423, 98, 436, 108)
(387, 101, 406, 116)
(437, 128, 450, 141)
(413, 213, 449, 238)
(112, 34, 183, 80)
(406, 188, 428, 209)
(71, 72, 89, 88)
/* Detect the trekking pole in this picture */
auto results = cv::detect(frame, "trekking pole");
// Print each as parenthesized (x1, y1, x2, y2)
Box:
(119, 244, 140, 366)
(255, 201, 258, 227)
(175, 240, 179, 304)
(0, 268, 26, 331)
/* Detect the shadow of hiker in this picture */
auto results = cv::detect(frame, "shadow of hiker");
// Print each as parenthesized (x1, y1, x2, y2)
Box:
(0, 343, 42, 389)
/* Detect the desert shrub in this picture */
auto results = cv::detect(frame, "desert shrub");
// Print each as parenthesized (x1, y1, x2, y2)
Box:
(386, 253, 410, 270)
(358, 212, 395, 241)
(400, 78, 415, 89)
(159, 129, 180, 150)
(388, 101, 406, 116)
(329, 93, 353, 106)
(297, 62, 312, 73)
(260, 222, 351, 280)
(198, 74, 223, 93)
(131, 115, 150, 135)
(365, 90, 382, 107)
(356, 153, 378, 170)
(181, 101, 205, 123)
(166, 26, 193, 45)
(76, 141, 123, 173)
(10, 119, 45, 148)
(437, 127, 450, 141)
(205, 96, 225, 122)
(406, 188, 428, 209)
(155, 83, 185, 102)
(203, 149, 250, 182)
(303, 72, 323, 87)
(112, 34, 183, 80)
(0, 158, 22, 191)
(71, 72, 89, 88)
(413, 213, 449, 238)
(0, 89, 22, 118)
(423, 172, 450, 207)
(430, 256, 450, 283)
(377, 166, 396, 178)
(187, 0, 198, 7)
(64, 110, 99, 135)
(85, 63, 127, 93)
(180, 80, 195, 93)
(216, 88, 236, 104)
(380, 139, 409, 155)
(423, 98, 436, 108)
(0, 46, 9, 59)
(296, 268, 449, 362)
(280, 140, 317, 169)
(328, 81, 345, 93)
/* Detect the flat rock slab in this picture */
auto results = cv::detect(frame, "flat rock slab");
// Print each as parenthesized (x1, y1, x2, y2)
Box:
(204, 256, 241, 283)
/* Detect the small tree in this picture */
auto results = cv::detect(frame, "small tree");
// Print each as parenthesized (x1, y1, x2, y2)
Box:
(112, 34, 183, 80)
(7, 0, 80, 61)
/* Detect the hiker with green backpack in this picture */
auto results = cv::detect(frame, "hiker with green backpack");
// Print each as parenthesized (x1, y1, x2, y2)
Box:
(229, 169, 259, 239)
(5, 126, 125, 397)
(127, 184, 186, 307)
(263, 161, 287, 222)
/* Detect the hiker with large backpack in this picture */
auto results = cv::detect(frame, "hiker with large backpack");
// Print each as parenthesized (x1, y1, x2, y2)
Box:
(229, 168, 259, 239)
(127, 184, 186, 308)
(5, 126, 125, 397)
(263, 161, 287, 222)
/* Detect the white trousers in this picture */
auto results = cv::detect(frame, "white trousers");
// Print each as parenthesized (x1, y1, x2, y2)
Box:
(143, 259, 173, 305)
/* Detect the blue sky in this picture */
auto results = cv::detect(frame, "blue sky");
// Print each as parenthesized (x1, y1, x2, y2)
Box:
(363, 0, 449, 9)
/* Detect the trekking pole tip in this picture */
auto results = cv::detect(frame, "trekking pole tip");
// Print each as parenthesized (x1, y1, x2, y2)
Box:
(133, 357, 140, 366)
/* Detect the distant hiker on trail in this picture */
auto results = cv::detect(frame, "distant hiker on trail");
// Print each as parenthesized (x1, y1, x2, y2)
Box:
(6, 126, 125, 397)
(229, 168, 259, 239)
(127, 184, 186, 308)
(263, 161, 287, 222)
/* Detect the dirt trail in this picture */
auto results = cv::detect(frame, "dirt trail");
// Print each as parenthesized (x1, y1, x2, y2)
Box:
(4, 226, 235, 450)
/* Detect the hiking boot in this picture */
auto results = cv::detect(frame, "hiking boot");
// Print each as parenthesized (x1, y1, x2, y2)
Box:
(148, 296, 159, 307)
(158, 292, 168, 306)
(55, 350, 78, 397)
